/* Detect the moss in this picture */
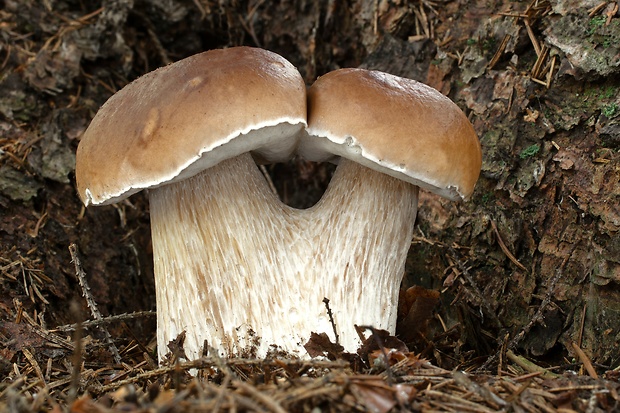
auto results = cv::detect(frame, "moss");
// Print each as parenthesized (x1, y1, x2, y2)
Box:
(519, 144, 541, 159)
(603, 86, 618, 99)
(587, 15, 606, 36)
(602, 103, 618, 118)
(548, 13, 620, 76)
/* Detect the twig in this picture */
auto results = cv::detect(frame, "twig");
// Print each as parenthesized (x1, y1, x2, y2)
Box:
(546, 55, 556, 88)
(497, 333, 509, 376)
(506, 350, 559, 379)
(22, 348, 45, 383)
(570, 341, 598, 379)
(607, 3, 619, 24)
(67, 302, 83, 404)
(323, 297, 340, 346)
(453, 370, 507, 408)
(13, 298, 74, 351)
(488, 34, 511, 70)
(52, 310, 156, 332)
(524, 19, 541, 57)
(547, 384, 609, 393)
(273, 374, 338, 404)
(531, 45, 550, 80)
(69, 244, 122, 364)
(420, 389, 499, 413)
(588, 1, 609, 17)
(491, 219, 527, 271)
(234, 380, 287, 413)
(89, 357, 347, 393)
(211, 374, 232, 412)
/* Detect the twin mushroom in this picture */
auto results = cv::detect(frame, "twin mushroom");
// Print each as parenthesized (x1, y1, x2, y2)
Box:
(76, 47, 481, 362)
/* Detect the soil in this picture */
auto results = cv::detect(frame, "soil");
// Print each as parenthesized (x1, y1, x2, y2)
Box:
(1, 0, 619, 411)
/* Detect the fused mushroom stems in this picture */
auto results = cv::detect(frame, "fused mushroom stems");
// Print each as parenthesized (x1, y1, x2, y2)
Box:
(75, 48, 481, 361)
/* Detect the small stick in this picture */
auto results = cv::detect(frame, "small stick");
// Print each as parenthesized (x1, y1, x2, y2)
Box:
(22, 348, 45, 383)
(488, 34, 511, 70)
(90, 357, 347, 393)
(570, 341, 598, 379)
(506, 350, 558, 379)
(524, 19, 541, 56)
(322, 297, 340, 345)
(67, 302, 83, 404)
(13, 298, 74, 350)
(587, 1, 609, 17)
(491, 220, 527, 271)
(52, 310, 156, 332)
(69, 244, 122, 364)
(234, 380, 287, 413)
(497, 333, 509, 377)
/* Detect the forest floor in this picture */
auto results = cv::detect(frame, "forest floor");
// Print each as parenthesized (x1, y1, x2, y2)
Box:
(1, 0, 619, 411)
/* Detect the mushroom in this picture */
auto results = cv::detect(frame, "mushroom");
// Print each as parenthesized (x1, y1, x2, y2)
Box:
(76, 48, 481, 362)
(298, 68, 482, 352)
(75, 47, 308, 361)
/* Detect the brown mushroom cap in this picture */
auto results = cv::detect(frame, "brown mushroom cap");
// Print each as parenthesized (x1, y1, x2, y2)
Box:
(302, 68, 481, 201)
(76, 47, 307, 206)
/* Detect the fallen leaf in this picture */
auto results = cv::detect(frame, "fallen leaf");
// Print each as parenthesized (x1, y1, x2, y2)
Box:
(304, 332, 344, 359)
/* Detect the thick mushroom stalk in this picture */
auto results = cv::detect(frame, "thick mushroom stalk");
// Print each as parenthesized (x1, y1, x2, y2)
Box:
(75, 48, 481, 364)
(150, 152, 418, 360)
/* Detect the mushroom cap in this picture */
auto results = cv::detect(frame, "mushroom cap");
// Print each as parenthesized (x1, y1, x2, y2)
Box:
(76, 47, 307, 206)
(301, 68, 481, 201)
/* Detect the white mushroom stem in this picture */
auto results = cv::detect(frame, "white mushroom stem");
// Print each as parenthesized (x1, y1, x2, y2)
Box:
(149, 152, 419, 361)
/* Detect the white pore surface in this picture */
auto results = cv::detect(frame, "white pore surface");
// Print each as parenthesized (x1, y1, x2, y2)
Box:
(149, 153, 419, 361)
(84, 121, 305, 206)
(300, 129, 463, 201)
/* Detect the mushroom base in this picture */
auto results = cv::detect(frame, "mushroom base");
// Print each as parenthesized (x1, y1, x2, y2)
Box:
(149, 153, 418, 361)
